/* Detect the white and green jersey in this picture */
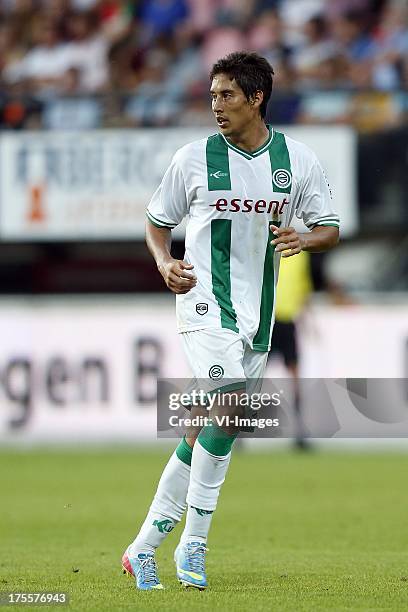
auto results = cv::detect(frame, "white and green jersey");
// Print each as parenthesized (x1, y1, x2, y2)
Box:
(147, 126, 339, 352)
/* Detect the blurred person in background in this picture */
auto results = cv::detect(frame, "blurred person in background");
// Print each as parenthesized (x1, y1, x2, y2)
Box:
(0, 19, 25, 76)
(41, 0, 70, 22)
(346, 88, 402, 132)
(160, 16, 208, 113)
(248, 9, 295, 91)
(3, 16, 74, 97)
(69, 0, 98, 10)
(97, 0, 133, 41)
(291, 14, 343, 90)
(0, 0, 403, 129)
(371, 0, 408, 90)
(268, 251, 313, 450)
(200, 9, 246, 73)
(176, 89, 214, 125)
(277, 0, 326, 44)
(0, 0, 37, 16)
(62, 10, 109, 93)
(331, 8, 378, 88)
(295, 89, 352, 125)
(106, 37, 141, 95)
(124, 45, 182, 126)
(184, 0, 218, 34)
(324, 0, 372, 21)
(137, 0, 189, 45)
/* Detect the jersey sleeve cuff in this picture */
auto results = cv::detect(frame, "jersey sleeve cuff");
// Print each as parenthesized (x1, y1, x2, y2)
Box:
(306, 217, 340, 229)
(146, 210, 177, 229)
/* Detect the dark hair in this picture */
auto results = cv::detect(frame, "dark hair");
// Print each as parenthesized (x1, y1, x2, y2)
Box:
(210, 52, 274, 119)
(309, 15, 327, 38)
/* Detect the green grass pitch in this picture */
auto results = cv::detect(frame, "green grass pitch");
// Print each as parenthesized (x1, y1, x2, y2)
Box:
(1, 447, 408, 611)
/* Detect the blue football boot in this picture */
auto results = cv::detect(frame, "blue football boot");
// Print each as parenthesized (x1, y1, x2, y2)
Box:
(122, 547, 164, 590)
(174, 540, 208, 590)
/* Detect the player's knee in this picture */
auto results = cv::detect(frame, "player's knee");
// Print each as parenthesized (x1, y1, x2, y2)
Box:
(184, 435, 197, 448)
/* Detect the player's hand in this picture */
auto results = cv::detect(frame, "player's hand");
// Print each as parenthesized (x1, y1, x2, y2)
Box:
(158, 259, 197, 294)
(270, 225, 305, 258)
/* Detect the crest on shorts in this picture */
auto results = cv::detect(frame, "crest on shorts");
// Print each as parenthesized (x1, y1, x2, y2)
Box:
(196, 303, 208, 315)
(209, 365, 224, 380)
(272, 168, 292, 190)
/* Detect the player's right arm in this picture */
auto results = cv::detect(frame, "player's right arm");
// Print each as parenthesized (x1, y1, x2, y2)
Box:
(145, 150, 196, 294)
(145, 221, 197, 294)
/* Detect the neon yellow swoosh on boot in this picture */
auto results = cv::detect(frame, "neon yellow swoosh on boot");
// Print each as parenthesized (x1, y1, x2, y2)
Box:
(178, 568, 203, 581)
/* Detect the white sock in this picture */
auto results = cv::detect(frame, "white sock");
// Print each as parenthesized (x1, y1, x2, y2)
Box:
(182, 440, 231, 544)
(181, 506, 214, 544)
(129, 449, 190, 555)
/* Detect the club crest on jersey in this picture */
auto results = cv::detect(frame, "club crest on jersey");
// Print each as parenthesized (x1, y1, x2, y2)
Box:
(196, 303, 208, 315)
(272, 169, 292, 190)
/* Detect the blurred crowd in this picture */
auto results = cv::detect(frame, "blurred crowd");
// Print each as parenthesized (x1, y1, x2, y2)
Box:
(0, 0, 407, 129)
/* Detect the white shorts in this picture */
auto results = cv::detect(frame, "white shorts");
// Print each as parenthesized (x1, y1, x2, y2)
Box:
(181, 327, 268, 395)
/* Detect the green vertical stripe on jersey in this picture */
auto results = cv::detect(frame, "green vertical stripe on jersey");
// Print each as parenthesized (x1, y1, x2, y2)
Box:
(206, 134, 231, 191)
(211, 219, 239, 333)
(261, 131, 290, 346)
(253, 238, 275, 351)
(269, 131, 292, 194)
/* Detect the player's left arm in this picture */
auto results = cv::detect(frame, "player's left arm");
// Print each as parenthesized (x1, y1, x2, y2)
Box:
(270, 224, 339, 257)
(271, 152, 340, 257)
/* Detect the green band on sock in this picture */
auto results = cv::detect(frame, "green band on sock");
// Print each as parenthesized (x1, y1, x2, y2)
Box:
(198, 422, 237, 456)
(192, 506, 213, 516)
(175, 436, 193, 466)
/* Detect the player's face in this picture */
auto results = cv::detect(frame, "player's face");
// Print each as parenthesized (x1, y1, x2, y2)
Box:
(210, 73, 261, 138)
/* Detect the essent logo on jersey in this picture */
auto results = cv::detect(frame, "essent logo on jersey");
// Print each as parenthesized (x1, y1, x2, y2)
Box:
(210, 197, 289, 215)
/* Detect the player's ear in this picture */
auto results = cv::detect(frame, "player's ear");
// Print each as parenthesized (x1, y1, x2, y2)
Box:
(249, 90, 264, 110)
